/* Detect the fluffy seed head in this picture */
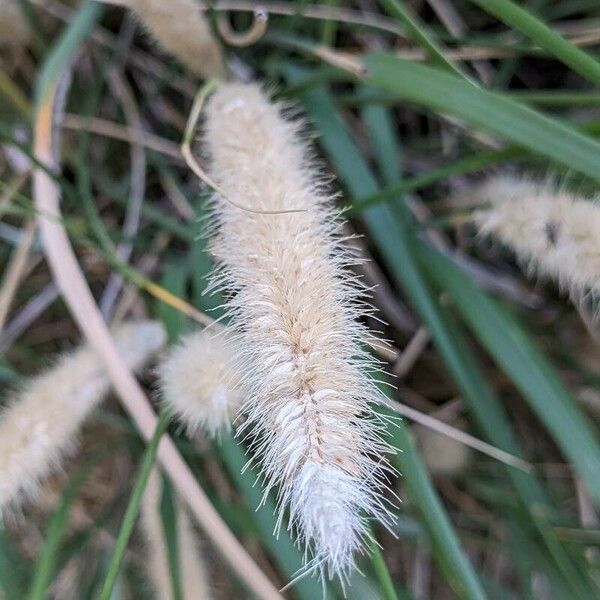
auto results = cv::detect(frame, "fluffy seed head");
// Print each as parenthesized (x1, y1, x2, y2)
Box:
(159, 329, 243, 436)
(0, 320, 166, 515)
(202, 82, 393, 580)
(141, 469, 212, 600)
(466, 175, 600, 299)
(124, 0, 225, 78)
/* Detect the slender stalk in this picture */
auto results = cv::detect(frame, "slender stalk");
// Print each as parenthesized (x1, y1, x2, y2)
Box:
(98, 411, 170, 600)
(368, 533, 399, 600)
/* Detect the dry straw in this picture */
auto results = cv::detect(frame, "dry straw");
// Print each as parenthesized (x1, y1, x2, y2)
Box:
(466, 175, 600, 300)
(159, 329, 243, 437)
(0, 320, 166, 515)
(202, 82, 393, 581)
(141, 469, 213, 600)
(123, 0, 226, 78)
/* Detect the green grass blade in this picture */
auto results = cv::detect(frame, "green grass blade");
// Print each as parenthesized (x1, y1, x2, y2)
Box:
(360, 99, 402, 187)
(361, 53, 600, 183)
(157, 264, 189, 342)
(469, 0, 600, 84)
(0, 527, 27, 600)
(27, 458, 97, 600)
(377, 0, 468, 79)
(367, 531, 399, 600)
(34, 0, 104, 107)
(384, 410, 486, 600)
(353, 147, 519, 211)
(160, 476, 183, 600)
(417, 243, 600, 504)
(98, 411, 171, 600)
(0, 68, 31, 119)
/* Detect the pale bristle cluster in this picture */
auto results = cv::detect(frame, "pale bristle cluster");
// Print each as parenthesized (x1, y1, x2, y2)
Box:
(159, 329, 243, 436)
(141, 470, 212, 600)
(202, 82, 393, 580)
(124, 0, 225, 78)
(0, 321, 166, 515)
(0, 0, 29, 49)
(466, 175, 600, 300)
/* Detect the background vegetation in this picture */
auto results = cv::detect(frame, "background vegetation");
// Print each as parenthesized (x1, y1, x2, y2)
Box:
(1, 0, 599, 598)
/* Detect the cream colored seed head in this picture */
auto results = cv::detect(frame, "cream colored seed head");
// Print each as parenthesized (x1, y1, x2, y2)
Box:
(467, 175, 600, 299)
(202, 82, 393, 581)
(124, 0, 225, 78)
(415, 424, 471, 476)
(0, 320, 166, 515)
(158, 329, 243, 436)
(0, 0, 29, 49)
(141, 469, 212, 600)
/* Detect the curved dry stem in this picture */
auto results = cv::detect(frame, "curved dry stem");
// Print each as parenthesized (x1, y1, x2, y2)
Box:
(182, 78, 307, 215)
(62, 114, 182, 158)
(0, 219, 37, 331)
(217, 6, 269, 47)
(100, 70, 147, 317)
(33, 73, 281, 600)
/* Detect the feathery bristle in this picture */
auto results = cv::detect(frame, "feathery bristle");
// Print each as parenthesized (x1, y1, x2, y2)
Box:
(466, 175, 600, 300)
(141, 469, 213, 600)
(124, 0, 225, 78)
(0, 321, 166, 515)
(159, 329, 243, 437)
(202, 82, 394, 580)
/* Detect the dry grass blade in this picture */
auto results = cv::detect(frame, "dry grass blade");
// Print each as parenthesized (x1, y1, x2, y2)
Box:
(181, 79, 307, 215)
(99, 70, 147, 317)
(61, 113, 181, 158)
(0, 220, 37, 331)
(385, 398, 533, 472)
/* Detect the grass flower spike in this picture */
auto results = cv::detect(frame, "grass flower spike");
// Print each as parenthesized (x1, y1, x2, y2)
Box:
(141, 470, 212, 600)
(202, 82, 393, 581)
(0, 321, 166, 515)
(159, 329, 243, 436)
(124, 0, 225, 78)
(466, 175, 600, 299)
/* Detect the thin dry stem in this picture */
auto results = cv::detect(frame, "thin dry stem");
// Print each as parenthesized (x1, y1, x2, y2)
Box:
(0, 220, 37, 331)
(217, 7, 268, 47)
(100, 70, 147, 317)
(62, 114, 181, 159)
